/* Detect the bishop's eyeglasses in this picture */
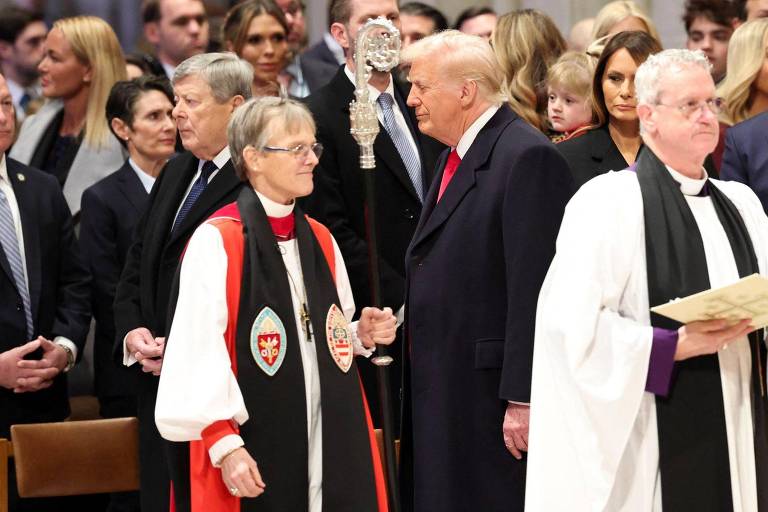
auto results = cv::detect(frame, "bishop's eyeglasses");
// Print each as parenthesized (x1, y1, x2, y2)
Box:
(262, 142, 324, 160)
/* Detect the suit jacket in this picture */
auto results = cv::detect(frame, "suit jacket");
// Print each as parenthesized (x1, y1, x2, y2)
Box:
(558, 123, 720, 189)
(556, 123, 631, 189)
(298, 37, 341, 94)
(113, 151, 243, 512)
(720, 111, 768, 212)
(0, 158, 90, 437)
(304, 67, 445, 429)
(79, 161, 148, 400)
(9, 100, 126, 216)
(400, 106, 575, 512)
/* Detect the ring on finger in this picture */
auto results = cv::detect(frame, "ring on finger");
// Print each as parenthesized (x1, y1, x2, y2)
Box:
(229, 487, 240, 497)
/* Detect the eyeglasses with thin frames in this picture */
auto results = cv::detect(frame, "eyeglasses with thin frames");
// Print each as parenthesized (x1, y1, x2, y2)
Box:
(262, 142, 323, 160)
(655, 97, 725, 119)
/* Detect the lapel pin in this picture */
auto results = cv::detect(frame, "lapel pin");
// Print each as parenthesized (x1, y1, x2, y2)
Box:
(16, 173, 25, 182)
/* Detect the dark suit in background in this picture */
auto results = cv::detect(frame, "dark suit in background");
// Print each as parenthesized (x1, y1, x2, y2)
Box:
(304, 67, 444, 429)
(401, 106, 574, 511)
(556, 124, 635, 189)
(113, 152, 242, 512)
(80, 160, 144, 512)
(80, 162, 149, 419)
(720, 111, 768, 212)
(301, 39, 342, 91)
(1, 158, 90, 512)
(0, 158, 90, 435)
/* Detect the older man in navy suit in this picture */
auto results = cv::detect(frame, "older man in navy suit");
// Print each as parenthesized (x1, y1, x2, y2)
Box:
(398, 31, 574, 512)
(720, 111, 768, 212)
(0, 72, 89, 512)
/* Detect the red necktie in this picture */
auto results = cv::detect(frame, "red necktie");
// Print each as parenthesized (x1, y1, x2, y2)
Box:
(268, 213, 295, 240)
(437, 150, 461, 202)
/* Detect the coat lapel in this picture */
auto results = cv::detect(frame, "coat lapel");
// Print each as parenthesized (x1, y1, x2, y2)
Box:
(165, 159, 241, 247)
(117, 162, 149, 214)
(7, 160, 41, 321)
(410, 107, 515, 250)
(143, 152, 197, 268)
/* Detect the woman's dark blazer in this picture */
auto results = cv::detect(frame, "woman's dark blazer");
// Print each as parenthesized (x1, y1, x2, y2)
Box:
(557, 123, 719, 189)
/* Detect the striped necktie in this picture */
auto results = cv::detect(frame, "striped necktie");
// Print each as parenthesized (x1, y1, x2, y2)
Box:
(172, 160, 217, 234)
(377, 93, 424, 201)
(0, 183, 33, 338)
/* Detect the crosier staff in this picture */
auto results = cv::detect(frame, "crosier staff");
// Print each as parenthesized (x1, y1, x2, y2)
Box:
(349, 16, 401, 512)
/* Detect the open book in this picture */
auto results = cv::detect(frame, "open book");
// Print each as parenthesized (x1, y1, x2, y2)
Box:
(651, 273, 768, 328)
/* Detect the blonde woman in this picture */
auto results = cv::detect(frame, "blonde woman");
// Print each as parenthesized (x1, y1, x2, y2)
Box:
(591, 0, 661, 44)
(718, 18, 768, 126)
(10, 16, 127, 216)
(492, 9, 566, 132)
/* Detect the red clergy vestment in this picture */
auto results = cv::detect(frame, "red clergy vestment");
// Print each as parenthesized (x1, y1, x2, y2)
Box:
(179, 202, 388, 512)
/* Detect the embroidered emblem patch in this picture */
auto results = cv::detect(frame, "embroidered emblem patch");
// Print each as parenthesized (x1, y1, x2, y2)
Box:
(326, 304, 353, 373)
(251, 307, 286, 377)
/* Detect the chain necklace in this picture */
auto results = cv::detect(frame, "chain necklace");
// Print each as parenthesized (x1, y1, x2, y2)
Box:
(281, 241, 313, 342)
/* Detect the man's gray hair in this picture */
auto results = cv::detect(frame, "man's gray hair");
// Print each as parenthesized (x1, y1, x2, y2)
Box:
(173, 52, 254, 103)
(635, 49, 712, 105)
(401, 30, 505, 104)
(227, 96, 316, 181)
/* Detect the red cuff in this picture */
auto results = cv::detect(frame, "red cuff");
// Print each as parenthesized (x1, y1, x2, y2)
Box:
(201, 420, 239, 451)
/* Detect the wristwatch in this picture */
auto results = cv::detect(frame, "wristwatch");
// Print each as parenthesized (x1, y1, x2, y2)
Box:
(58, 344, 75, 373)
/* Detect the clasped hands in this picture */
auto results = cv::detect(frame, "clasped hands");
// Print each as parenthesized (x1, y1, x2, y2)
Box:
(126, 327, 165, 376)
(0, 337, 68, 393)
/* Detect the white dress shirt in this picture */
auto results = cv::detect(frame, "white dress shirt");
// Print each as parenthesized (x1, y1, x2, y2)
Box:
(455, 104, 501, 158)
(127, 158, 157, 194)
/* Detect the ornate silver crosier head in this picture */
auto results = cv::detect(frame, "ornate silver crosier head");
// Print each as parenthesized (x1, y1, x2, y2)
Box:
(349, 17, 401, 170)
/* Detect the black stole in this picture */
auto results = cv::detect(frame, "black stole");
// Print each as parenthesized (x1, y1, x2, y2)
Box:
(234, 188, 378, 511)
(637, 148, 768, 511)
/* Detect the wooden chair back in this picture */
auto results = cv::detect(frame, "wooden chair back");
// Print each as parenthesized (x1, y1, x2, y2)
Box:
(10, 417, 139, 498)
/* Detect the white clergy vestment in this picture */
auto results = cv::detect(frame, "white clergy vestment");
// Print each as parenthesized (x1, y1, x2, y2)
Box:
(525, 169, 768, 511)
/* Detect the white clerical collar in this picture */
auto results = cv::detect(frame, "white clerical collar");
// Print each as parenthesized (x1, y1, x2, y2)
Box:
(665, 165, 708, 196)
(455, 105, 501, 158)
(255, 189, 295, 217)
(343, 65, 395, 103)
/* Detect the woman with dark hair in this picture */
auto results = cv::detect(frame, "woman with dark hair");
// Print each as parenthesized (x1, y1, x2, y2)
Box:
(557, 31, 662, 188)
(79, 74, 176, 444)
(222, 0, 290, 96)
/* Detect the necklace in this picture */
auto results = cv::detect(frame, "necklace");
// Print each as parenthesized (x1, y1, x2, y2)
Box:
(282, 241, 313, 342)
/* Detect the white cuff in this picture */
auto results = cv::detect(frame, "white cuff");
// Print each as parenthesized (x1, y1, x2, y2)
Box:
(350, 320, 376, 358)
(53, 336, 78, 361)
(395, 305, 404, 326)
(508, 401, 530, 406)
(123, 333, 137, 367)
(210, 434, 245, 467)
